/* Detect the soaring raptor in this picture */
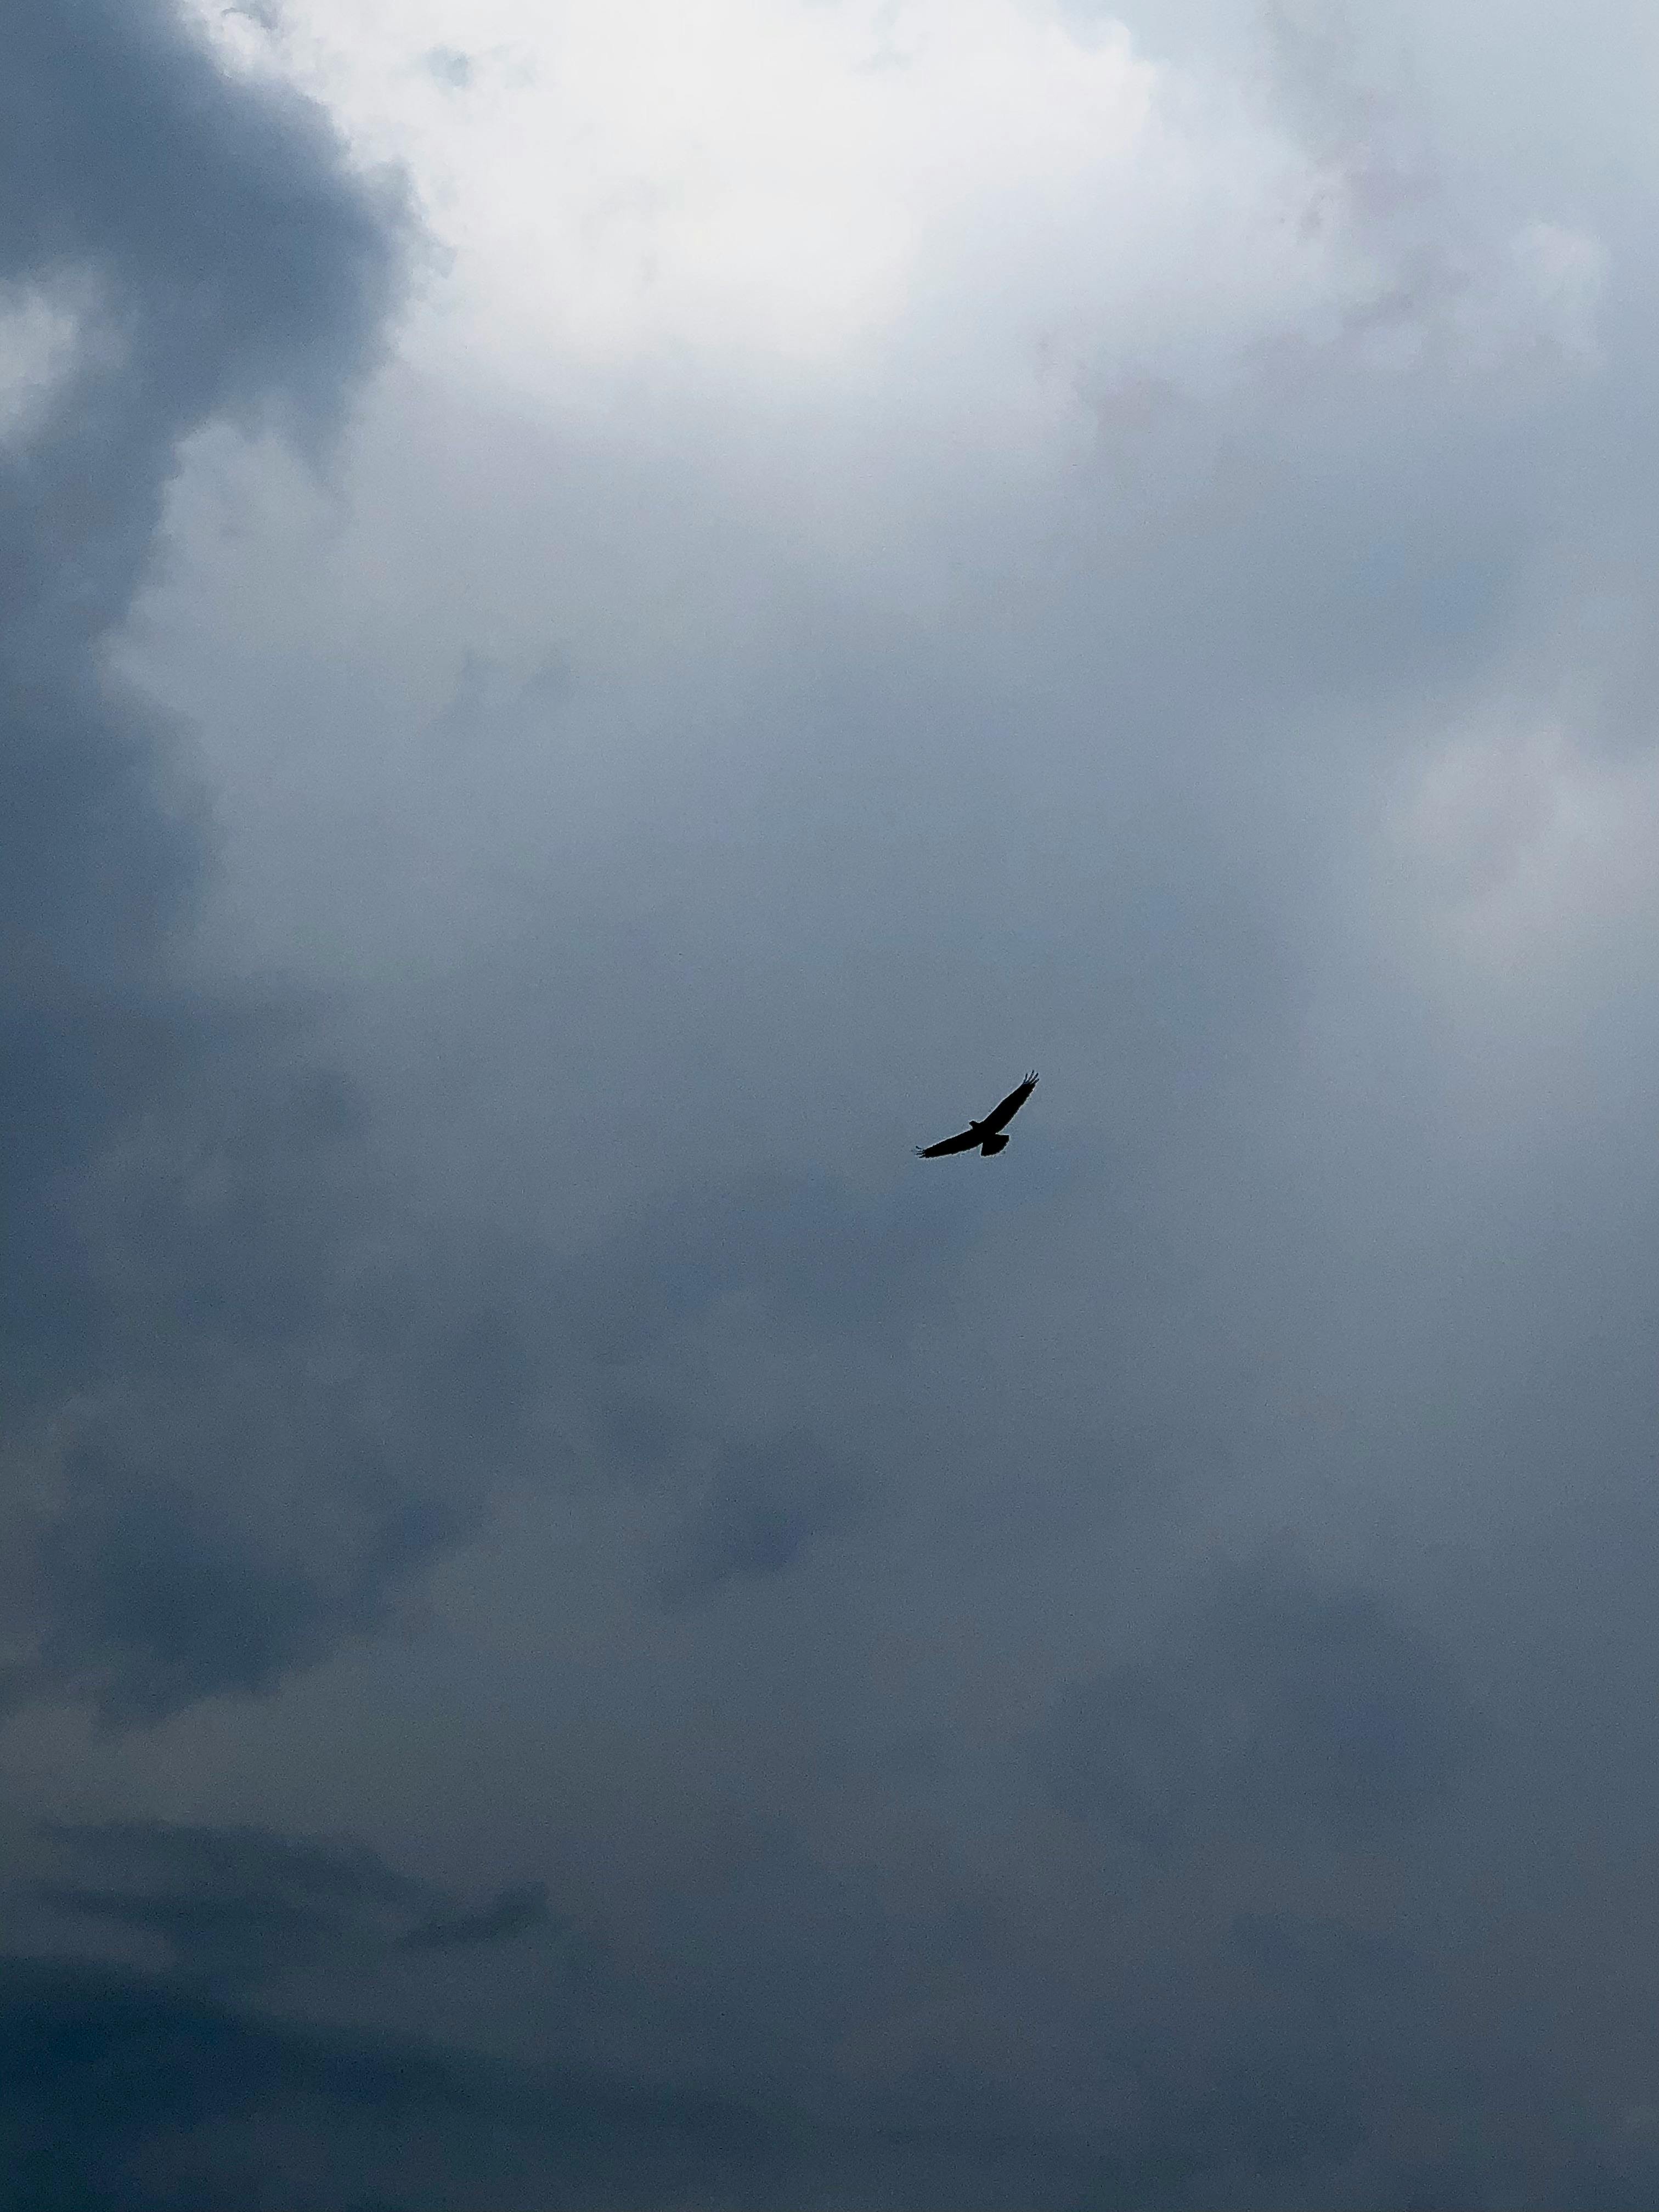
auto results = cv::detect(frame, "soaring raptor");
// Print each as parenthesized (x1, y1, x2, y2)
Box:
(915, 1071, 1039, 1159)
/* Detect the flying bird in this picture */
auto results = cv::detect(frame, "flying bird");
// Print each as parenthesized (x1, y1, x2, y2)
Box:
(915, 1071, 1039, 1159)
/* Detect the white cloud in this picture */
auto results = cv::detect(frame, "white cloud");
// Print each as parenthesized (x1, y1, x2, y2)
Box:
(142, 0, 1625, 1065)
(179, 0, 1347, 407)
(1509, 219, 1608, 361)
(0, 280, 93, 449)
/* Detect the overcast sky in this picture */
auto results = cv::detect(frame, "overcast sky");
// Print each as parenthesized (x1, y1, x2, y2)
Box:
(7, 0, 1659, 2204)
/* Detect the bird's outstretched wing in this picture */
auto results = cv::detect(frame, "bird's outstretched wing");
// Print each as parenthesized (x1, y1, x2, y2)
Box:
(981, 1070, 1038, 1135)
(915, 1126, 981, 1158)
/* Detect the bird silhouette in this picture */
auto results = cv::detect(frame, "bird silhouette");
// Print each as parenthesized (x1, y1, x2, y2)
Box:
(915, 1072, 1039, 1158)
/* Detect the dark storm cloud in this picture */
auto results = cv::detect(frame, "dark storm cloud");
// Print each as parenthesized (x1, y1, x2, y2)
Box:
(0, 1956, 815, 2212)
(0, 0, 563, 1721)
(2, 995, 560, 1718)
(0, 0, 384, 1454)
(0, 0, 398, 1002)
(0, 1940, 1646, 2212)
(1, 1815, 1087, 2212)
(27, 1819, 551, 1983)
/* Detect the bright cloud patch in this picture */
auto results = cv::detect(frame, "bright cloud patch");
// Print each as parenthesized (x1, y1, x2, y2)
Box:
(181, 0, 1345, 395)
(0, 280, 91, 447)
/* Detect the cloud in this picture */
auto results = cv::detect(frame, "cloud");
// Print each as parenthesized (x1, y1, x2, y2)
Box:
(10, 0, 1659, 2204)
(400, 1880, 550, 1950)
(0, 16, 475, 1743)
(1034, 1559, 1472, 1853)
(26, 1819, 549, 1984)
(0, 1955, 812, 2212)
(1, 1814, 1084, 2211)
(656, 1430, 867, 1606)
(0, 0, 568, 1726)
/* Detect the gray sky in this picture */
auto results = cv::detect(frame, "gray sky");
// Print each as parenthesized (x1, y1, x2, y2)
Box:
(7, 0, 1659, 2203)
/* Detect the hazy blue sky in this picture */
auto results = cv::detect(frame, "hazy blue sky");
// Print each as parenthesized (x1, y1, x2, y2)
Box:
(8, 1, 1659, 2203)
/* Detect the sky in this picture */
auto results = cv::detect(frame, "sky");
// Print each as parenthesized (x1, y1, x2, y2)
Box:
(6, 0, 1659, 2203)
